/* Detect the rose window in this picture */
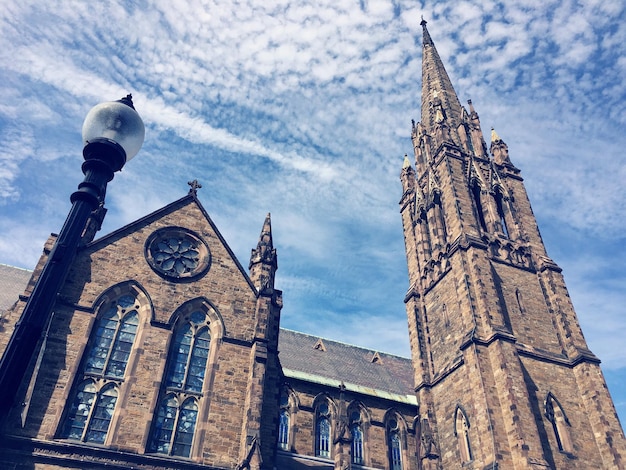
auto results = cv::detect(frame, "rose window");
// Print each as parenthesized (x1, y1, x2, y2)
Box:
(145, 227, 210, 279)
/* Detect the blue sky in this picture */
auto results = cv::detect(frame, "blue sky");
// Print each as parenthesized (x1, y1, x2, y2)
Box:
(1, 1, 625, 427)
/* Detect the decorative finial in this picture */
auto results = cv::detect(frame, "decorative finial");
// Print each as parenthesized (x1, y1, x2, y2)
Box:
(491, 127, 501, 142)
(421, 16, 427, 27)
(188, 179, 202, 194)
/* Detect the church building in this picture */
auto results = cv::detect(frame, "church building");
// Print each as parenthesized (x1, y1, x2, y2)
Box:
(0, 21, 624, 470)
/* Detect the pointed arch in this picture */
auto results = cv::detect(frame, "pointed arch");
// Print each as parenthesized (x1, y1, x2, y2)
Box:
(167, 296, 225, 339)
(313, 395, 335, 458)
(148, 298, 223, 458)
(278, 385, 299, 451)
(384, 410, 408, 470)
(454, 405, 472, 463)
(492, 185, 511, 238)
(545, 392, 573, 454)
(149, 394, 199, 457)
(59, 284, 148, 443)
(91, 280, 153, 323)
(347, 401, 370, 465)
(470, 177, 488, 232)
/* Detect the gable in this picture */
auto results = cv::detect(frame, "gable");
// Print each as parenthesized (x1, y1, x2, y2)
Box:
(62, 194, 259, 340)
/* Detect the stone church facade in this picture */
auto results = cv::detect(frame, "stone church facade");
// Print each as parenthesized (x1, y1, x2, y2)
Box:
(0, 21, 625, 470)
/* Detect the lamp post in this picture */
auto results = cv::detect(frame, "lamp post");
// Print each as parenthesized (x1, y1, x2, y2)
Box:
(0, 95, 145, 420)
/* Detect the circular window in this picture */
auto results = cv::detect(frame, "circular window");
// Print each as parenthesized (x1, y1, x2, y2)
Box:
(145, 227, 210, 280)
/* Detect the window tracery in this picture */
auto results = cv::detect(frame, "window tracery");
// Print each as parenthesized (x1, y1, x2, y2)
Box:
(59, 292, 142, 444)
(387, 415, 404, 470)
(349, 408, 365, 465)
(149, 307, 214, 458)
(315, 400, 332, 458)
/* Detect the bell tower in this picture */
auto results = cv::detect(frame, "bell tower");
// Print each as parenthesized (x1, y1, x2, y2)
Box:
(401, 20, 626, 469)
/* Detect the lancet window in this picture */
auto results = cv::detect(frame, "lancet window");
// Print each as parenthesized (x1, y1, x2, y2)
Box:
(454, 406, 472, 463)
(471, 180, 488, 232)
(349, 406, 366, 465)
(315, 399, 332, 458)
(148, 303, 219, 458)
(386, 415, 404, 470)
(60, 292, 142, 444)
(545, 393, 573, 454)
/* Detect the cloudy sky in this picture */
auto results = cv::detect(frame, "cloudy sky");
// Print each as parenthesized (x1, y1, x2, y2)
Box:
(1, 1, 625, 425)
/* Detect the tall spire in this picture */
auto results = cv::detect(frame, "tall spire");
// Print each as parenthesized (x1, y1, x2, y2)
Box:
(420, 19, 464, 143)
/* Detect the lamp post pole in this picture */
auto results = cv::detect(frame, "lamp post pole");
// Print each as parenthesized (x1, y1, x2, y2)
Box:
(0, 95, 144, 420)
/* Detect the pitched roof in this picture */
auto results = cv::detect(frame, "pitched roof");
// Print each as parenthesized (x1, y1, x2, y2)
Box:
(0, 264, 31, 313)
(278, 329, 416, 404)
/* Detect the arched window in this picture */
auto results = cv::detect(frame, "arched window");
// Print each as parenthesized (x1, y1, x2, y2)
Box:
(471, 180, 488, 232)
(85, 294, 139, 378)
(165, 311, 211, 392)
(60, 292, 142, 443)
(150, 395, 199, 457)
(545, 393, 573, 454)
(493, 188, 509, 238)
(316, 401, 332, 458)
(61, 380, 118, 443)
(150, 308, 213, 458)
(387, 417, 403, 470)
(454, 407, 472, 463)
(348, 407, 366, 465)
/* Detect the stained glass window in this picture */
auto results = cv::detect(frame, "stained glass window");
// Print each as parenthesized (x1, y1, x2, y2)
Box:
(351, 424, 364, 464)
(61, 380, 118, 443)
(150, 395, 199, 458)
(316, 402, 331, 458)
(61, 293, 139, 444)
(165, 312, 210, 393)
(388, 418, 403, 470)
(85, 295, 139, 378)
(149, 309, 211, 458)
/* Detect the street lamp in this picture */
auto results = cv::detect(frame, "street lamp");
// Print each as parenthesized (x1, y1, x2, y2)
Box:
(0, 95, 145, 420)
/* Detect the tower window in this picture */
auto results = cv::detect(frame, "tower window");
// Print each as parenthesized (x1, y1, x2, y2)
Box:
(454, 407, 472, 463)
(315, 401, 332, 458)
(545, 393, 573, 454)
(494, 190, 509, 238)
(471, 181, 488, 232)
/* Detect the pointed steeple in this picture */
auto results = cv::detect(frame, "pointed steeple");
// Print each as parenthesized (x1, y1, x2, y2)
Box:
(249, 213, 277, 294)
(420, 19, 464, 144)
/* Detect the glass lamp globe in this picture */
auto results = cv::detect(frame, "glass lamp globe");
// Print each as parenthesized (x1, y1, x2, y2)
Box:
(82, 95, 145, 168)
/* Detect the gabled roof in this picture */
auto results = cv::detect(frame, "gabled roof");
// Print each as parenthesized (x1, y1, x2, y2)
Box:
(278, 329, 416, 404)
(0, 264, 32, 313)
(85, 192, 257, 294)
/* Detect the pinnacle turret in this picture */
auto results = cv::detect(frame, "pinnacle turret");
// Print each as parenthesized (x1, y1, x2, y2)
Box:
(249, 213, 277, 294)
(490, 127, 512, 166)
